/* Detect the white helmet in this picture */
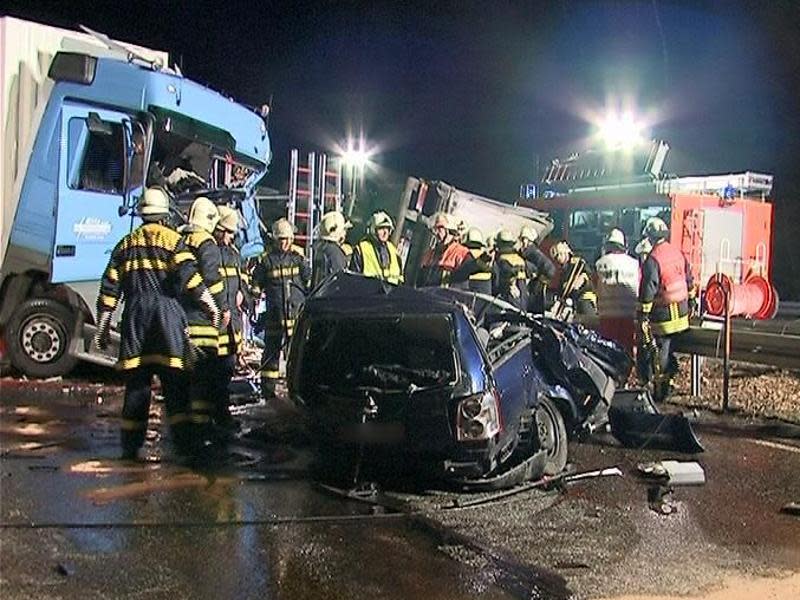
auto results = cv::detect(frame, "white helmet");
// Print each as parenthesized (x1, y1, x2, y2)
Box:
(519, 225, 538, 244)
(368, 211, 394, 234)
(634, 237, 653, 257)
(464, 227, 485, 248)
(550, 241, 572, 263)
(320, 211, 350, 242)
(643, 217, 669, 240)
(606, 228, 626, 248)
(432, 212, 458, 233)
(216, 205, 239, 233)
(188, 197, 219, 233)
(272, 218, 294, 240)
(138, 187, 170, 217)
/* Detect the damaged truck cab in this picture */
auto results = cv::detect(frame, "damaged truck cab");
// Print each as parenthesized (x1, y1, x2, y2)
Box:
(0, 17, 270, 377)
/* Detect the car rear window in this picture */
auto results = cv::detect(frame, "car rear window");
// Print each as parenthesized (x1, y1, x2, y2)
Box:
(298, 314, 456, 392)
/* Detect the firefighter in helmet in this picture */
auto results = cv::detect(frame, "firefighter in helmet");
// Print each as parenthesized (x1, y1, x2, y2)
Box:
(350, 211, 403, 284)
(518, 225, 555, 313)
(419, 212, 470, 287)
(637, 217, 696, 400)
(595, 228, 640, 355)
(252, 218, 309, 399)
(95, 187, 219, 459)
(550, 240, 597, 316)
(311, 211, 351, 288)
(450, 227, 493, 294)
(180, 197, 229, 441)
(492, 229, 530, 310)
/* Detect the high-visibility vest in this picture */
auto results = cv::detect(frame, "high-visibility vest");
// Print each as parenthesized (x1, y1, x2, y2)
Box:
(650, 241, 689, 305)
(468, 248, 492, 282)
(358, 239, 402, 284)
(595, 251, 640, 318)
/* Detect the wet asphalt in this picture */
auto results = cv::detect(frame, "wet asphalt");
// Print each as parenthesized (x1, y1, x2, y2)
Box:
(1, 376, 799, 600)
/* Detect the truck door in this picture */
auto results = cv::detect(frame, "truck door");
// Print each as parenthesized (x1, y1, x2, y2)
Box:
(52, 102, 136, 283)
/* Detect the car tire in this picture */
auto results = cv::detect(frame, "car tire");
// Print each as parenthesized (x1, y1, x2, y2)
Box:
(6, 298, 79, 379)
(536, 397, 568, 475)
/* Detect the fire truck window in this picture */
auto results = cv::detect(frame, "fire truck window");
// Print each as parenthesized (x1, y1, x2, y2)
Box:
(569, 210, 615, 257)
(67, 117, 125, 194)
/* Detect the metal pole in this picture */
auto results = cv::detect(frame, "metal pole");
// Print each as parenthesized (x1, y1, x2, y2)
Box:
(690, 354, 702, 397)
(722, 286, 731, 412)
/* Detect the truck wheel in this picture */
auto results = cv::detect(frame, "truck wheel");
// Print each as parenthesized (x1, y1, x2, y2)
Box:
(536, 397, 568, 475)
(6, 298, 79, 378)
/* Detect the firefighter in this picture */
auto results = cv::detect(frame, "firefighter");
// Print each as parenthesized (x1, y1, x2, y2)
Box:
(518, 225, 556, 314)
(492, 229, 530, 310)
(350, 211, 403, 284)
(550, 241, 597, 316)
(637, 217, 696, 401)
(450, 227, 493, 294)
(419, 212, 470, 287)
(95, 187, 219, 460)
(253, 218, 309, 399)
(311, 211, 351, 288)
(595, 228, 640, 355)
(180, 198, 230, 441)
(213, 206, 246, 437)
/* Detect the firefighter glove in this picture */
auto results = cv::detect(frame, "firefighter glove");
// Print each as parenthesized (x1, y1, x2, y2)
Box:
(94, 311, 113, 350)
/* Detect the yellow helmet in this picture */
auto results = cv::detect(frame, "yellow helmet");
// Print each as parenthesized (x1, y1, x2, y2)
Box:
(138, 187, 170, 217)
(217, 206, 239, 233)
(272, 218, 294, 240)
(519, 225, 538, 243)
(368, 211, 394, 234)
(465, 227, 485, 248)
(188, 197, 219, 233)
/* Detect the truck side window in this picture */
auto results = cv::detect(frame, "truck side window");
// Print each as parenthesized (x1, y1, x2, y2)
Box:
(67, 117, 125, 194)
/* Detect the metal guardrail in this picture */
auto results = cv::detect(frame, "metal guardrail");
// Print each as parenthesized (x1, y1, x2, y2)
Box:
(778, 301, 800, 320)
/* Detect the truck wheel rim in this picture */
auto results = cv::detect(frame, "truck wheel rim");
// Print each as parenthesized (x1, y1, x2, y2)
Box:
(21, 315, 64, 363)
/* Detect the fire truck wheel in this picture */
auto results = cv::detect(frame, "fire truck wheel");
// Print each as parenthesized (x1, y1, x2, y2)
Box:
(6, 298, 79, 379)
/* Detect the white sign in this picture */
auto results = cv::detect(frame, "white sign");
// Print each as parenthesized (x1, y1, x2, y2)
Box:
(73, 217, 112, 240)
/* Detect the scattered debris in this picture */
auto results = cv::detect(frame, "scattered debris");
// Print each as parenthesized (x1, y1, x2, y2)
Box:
(55, 562, 75, 577)
(780, 502, 800, 516)
(637, 460, 706, 486)
(647, 485, 677, 515)
(27, 464, 59, 472)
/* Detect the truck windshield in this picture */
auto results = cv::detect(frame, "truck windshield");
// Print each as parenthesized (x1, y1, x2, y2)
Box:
(299, 314, 457, 392)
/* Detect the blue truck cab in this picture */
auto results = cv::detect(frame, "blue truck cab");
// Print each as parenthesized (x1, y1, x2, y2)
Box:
(0, 46, 270, 377)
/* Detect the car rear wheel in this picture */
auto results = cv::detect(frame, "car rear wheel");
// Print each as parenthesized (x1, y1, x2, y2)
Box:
(6, 298, 79, 379)
(536, 397, 568, 475)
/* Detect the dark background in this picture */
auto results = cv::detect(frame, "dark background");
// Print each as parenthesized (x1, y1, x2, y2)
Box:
(4, 1, 799, 297)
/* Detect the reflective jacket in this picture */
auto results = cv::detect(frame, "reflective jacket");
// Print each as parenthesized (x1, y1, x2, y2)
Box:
(99, 222, 206, 371)
(595, 250, 640, 318)
(420, 240, 470, 287)
(560, 256, 597, 311)
(493, 250, 530, 310)
(180, 227, 228, 351)
(252, 246, 309, 336)
(311, 239, 348, 288)
(217, 244, 246, 357)
(351, 238, 403, 284)
(639, 240, 692, 336)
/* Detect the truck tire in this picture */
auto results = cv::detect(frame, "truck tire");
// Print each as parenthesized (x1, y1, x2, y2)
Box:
(6, 298, 79, 378)
(536, 397, 568, 475)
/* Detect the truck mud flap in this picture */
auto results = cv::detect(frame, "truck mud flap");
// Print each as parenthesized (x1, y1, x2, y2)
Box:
(608, 389, 704, 454)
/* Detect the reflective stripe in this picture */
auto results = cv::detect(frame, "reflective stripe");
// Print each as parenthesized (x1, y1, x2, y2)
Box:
(652, 314, 689, 336)
(469, 271, 492, 281)
(191, 338, 220, 348)
(101, 294, 118, 309)
(107, 267, 119, 282)
(191, 414, 211, 424)
(261, 370, 280, 379)
(188, 325, 218, 337)
(267, 266, 300, 279)
(191, 401, 213, 411)
(174, 251, 195, 264)
(120, 258, 169, 274)
(219, 266, 239, 277)
(120, 419, 145, 431)
(186, 273, 204, 290)
(208, 281, 224, 294)
(120, 355, 184, 370)
(167, 413, 192, 425)
(639, 301, 654, 314)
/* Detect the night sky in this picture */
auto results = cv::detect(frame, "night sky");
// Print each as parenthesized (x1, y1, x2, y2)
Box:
(5, 1, 800, 295)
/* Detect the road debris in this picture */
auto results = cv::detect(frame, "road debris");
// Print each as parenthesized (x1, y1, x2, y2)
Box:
(55, 562, 75, 577)
(780, 502, 800, 516)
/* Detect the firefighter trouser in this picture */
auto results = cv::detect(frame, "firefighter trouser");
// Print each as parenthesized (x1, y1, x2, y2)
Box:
(120, 366, 192, 454)
(189, 348, 218, 437)
(261, 314, 293, 399)
(211, 354, 236, 428)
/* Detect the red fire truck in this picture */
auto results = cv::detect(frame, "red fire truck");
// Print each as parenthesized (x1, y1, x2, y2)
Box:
(520, 141, 777, 319)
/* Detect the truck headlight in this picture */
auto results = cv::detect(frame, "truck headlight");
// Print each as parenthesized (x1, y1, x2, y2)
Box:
(456, 389, 502, 441)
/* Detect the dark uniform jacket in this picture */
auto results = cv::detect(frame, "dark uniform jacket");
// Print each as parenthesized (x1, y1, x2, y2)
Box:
(450, 247, 493, 294)
(218, 244, 247, 357)
(639, 240, 693, 336)
(180, 227, 228, 351)
(253, 246, 309, 336)
(492, 250, 531, 310)
(311, 239, 348, 288)
(559, 256, 597, 314)
(98, 222, 207, 370)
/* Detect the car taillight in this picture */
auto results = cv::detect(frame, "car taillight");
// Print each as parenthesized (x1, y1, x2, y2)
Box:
(456, 389, 502, 441)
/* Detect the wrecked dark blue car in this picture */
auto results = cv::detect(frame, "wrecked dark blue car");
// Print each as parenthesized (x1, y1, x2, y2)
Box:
(287, 273, 626, 488)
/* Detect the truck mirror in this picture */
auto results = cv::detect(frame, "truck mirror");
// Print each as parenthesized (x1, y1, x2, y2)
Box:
(86, 112, 114, 136)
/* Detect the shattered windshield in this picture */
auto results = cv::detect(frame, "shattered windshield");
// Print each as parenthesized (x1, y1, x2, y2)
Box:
(299, 314, 457, 393)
